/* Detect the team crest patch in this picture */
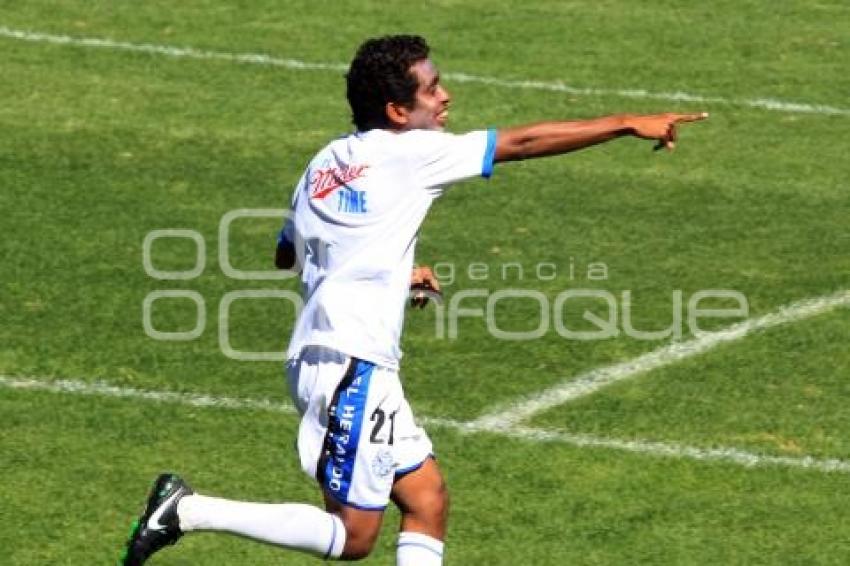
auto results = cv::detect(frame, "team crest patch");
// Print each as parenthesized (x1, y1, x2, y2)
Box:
(372, 449, 394, 479)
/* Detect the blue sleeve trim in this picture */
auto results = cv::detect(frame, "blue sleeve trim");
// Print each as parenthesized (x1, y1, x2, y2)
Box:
(277, 228, 289, 246)
(481, 128, 497, 179)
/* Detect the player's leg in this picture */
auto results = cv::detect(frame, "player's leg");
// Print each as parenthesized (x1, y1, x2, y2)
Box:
(390, 457, 448, 565)
(382, 387, 446, 566)
(392, 456, 449, 538)
(322, 489, 384, 559)
(121, 347, 367, 564)
(311, 355, 400, 559)
(176, 490, 348, 556)
(121, 474, 348, 565)
(313, 356, 450, 562)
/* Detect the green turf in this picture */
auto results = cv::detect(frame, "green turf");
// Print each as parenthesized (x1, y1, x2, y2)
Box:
(532, 309, 850, 460)
(3, 389, 850, 564)
(1, 0, 849, 563)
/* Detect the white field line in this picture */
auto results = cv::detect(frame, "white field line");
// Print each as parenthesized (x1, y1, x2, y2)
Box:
(473, 290, 850, 430)
(1, 26, 848, 117)
(471, 424, 850, 474)
(2, 374, 850, 474)
(0, 375, 296, 413)
(0, 26, 347, 72)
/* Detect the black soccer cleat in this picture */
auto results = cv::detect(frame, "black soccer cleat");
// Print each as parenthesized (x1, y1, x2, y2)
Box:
(121, 473, 193, 565)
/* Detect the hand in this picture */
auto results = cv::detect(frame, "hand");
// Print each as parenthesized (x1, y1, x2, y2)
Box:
(410, 265, 442, 309)
(625, 112, 709, 151)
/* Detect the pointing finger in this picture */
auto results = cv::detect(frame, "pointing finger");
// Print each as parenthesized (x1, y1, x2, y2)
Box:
(674, 112, 709, 123)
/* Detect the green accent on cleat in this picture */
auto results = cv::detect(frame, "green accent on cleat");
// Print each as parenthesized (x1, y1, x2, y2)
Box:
(118, 519, 139, 566)
(119, 520, 140, 564)
(121, 474, 192, 564)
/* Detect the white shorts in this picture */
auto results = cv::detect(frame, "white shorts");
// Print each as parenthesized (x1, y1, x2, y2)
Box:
(286, 346, 433, 510)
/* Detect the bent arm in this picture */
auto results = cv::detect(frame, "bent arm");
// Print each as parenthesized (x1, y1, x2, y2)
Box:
(494, 112, 708, 162)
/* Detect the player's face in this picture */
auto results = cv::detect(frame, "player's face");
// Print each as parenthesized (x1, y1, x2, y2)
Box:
(405, 59, 451, 130)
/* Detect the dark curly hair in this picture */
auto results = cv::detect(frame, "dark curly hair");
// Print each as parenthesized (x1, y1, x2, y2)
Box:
(346, 35, 430, 131)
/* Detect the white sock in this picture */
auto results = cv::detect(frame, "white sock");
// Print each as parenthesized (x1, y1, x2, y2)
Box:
(177, 494, 345, 559)
(397, 531, 444, 566)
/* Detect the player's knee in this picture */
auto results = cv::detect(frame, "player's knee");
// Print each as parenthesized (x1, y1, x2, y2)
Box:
(430, 479, 450, 524)
(339, 521, 380, 560)
(409, 476, 450, 527)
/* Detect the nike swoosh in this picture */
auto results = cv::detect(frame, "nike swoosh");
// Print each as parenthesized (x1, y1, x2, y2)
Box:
(147, 489, 181, 531)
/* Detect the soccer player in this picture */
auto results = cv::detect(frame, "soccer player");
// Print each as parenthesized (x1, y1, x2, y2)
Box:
(122, 35, 706, 565)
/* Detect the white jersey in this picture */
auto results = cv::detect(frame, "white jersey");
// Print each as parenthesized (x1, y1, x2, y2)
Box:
(281, 127, 497, 369)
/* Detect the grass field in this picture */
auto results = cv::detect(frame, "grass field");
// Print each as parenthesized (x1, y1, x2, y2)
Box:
(2, 1, 849, 564)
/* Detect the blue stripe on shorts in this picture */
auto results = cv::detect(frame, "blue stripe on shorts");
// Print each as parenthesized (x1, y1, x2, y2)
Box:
(322, 359, 375, 503)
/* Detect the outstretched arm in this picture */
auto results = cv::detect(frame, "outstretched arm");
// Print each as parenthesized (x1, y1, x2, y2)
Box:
(494, 112, 708, 162)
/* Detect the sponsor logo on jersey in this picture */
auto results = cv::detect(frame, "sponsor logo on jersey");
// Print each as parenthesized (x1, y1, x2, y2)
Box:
(310, 164, 369, 200)
(336, 187, 368, 213)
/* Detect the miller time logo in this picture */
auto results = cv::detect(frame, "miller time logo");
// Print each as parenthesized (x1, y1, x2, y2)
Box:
(310, 164, 369, 214)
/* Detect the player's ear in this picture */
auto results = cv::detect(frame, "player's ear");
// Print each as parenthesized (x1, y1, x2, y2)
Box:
(385, 101, 409, 128)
